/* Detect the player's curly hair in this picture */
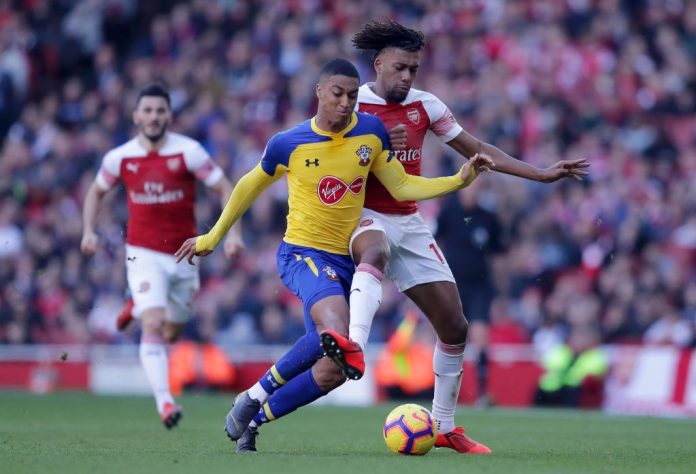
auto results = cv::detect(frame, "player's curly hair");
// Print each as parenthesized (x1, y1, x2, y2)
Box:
(352, 19, 426, 60)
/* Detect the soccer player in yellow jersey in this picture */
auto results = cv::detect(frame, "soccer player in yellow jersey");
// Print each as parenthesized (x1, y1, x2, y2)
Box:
(175, 58, 492, 452)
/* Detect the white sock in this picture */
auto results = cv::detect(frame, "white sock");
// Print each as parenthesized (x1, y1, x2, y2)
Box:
(432, 339, 466, 434)
(247, 382, 271, 404)
(348, 263, 384, 350)
(139, 334, 174, 413)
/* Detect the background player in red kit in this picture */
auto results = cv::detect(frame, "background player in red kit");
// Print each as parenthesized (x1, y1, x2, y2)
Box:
(80, 84, 242, 428)
(322, 20, 589, 454)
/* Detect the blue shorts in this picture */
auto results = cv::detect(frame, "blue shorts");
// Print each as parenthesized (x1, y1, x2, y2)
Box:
(277, 241, 354, 330)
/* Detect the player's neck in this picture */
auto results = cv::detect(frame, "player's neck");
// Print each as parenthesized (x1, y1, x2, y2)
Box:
(138, 133, 168, 152)
(315, 114, 351, 134)
(371, 81, 389, 101)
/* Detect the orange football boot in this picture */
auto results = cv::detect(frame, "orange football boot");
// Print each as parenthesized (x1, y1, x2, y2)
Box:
(320, 329, 365, 380)
(435, 426, 492, 454)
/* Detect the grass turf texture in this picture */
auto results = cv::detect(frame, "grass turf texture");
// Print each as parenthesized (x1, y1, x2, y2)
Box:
(1, 392, 694, 474)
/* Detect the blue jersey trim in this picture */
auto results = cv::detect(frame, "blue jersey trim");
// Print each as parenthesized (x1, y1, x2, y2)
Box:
(260, 120, 331, 175)
(344, 112, 391, 152)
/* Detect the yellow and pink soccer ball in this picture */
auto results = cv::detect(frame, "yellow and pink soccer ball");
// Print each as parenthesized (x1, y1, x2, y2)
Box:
(383, 403, 438, 455)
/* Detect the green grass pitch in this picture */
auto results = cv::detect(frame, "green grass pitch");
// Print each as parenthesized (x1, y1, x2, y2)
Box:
(1, 392, 694, 474)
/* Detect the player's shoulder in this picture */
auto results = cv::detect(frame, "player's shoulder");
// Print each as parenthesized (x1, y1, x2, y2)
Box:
(261, 119, 318, 168)
(164, 132, 205, 154)
(350, 112, 388, 136)
(403, 87, 442, 106)
(358, 83, 386, 105)
(270, 119, 324, 149)
(104, 137, 143, 161)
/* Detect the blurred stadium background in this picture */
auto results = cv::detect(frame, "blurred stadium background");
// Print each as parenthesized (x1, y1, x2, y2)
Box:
(1, 0, 695, 417)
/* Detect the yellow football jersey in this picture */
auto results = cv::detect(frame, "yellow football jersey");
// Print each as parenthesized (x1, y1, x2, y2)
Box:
(261, 112, 392, 254)
(196, 112, 469, 255)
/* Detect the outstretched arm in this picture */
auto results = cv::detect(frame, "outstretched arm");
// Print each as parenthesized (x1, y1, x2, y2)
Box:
(175, 164, 282, 264)
(373, 152, 493, 202)
(447, 129, 589, 183)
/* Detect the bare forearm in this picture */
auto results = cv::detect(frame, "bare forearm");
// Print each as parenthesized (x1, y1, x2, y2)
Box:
(82, 184, 104, 233)
(480, 142, 543, 181)
(448, 130, 543, 181)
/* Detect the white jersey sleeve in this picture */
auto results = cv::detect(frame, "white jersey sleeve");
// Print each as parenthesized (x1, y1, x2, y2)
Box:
(420, 91, 463, 143)
(184, 141, 224, 187)
(96, 149, 122, 191)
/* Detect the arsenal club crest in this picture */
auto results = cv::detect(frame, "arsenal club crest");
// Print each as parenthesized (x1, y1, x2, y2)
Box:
(407, 108, 421, 124)
(356, 144, 372, 166)
(167, 157, 181, 172)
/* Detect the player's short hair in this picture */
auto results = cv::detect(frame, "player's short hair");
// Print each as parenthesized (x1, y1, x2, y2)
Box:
(318, 58, 360, 81)
(136, 83, 171, 108)
(352, 19, 426, 60)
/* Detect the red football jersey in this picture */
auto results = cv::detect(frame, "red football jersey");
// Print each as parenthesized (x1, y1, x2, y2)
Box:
(357, 84, 463, 215)
(96, 132, 223, 254)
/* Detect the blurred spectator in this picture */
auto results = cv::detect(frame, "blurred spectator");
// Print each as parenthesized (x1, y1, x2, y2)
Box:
(534, 325, 609, 408)
(437, 181, 505, 406)
(374, 311, 435, 400)
(0, 0, 694, 350)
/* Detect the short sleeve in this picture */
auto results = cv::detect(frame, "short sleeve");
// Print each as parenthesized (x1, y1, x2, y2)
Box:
(185, 142, 224, 187)
(423, 93, 463, 142)
(96, 150, 121, 191)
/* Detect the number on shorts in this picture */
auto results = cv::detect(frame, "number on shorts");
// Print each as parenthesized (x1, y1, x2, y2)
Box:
(428, 243, 445, 264)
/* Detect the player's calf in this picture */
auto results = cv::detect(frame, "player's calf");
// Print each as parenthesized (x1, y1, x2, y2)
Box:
(320, 329, 365, 380)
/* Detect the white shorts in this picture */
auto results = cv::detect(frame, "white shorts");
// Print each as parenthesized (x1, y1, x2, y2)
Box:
(349, 209, 454, 292)
(125, 244, 200, 324)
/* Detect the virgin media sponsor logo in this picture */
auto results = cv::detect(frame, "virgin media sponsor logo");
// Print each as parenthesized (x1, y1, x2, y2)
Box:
(317, 176, 364, 205)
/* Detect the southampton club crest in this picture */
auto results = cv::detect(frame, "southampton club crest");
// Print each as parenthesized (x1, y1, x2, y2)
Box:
(323, 265, 340, 281)
(356, 144, 372, 166)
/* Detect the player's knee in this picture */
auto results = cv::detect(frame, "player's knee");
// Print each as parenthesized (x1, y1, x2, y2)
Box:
(353, 232, 389, 271)
(162, 329, 179, 344)
(438, 315, 468, 345)
(163, 324, 183, 343)
(141, 319, 164, 336)
(359, 243, 389, 272)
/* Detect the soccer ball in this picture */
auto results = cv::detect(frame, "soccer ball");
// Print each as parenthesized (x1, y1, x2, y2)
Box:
(383, 403, 438, 455)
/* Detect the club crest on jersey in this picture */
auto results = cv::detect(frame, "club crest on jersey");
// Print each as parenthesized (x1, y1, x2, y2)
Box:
(323, 266, 339, 281)
(125, 162, 140, 174)
(359, 219, 373, 227)
(317, 175, 364, 206)
(167, 157, 181, 172)
(355, 145, 372, 166)
(407, 108, 421, 124)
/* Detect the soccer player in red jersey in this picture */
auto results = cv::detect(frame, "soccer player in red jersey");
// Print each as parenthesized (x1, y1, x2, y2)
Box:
(323, 20, 589, 454)
(80, 84, 242, 429)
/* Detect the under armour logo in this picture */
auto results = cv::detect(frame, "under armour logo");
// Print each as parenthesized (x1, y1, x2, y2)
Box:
(305, 158, 319, 167)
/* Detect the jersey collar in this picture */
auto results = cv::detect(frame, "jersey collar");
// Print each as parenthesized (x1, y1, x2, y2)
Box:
(310, 112, 358, 138)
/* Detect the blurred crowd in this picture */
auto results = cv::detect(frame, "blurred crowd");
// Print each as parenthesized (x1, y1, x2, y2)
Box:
(1, 0, 695, 351)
